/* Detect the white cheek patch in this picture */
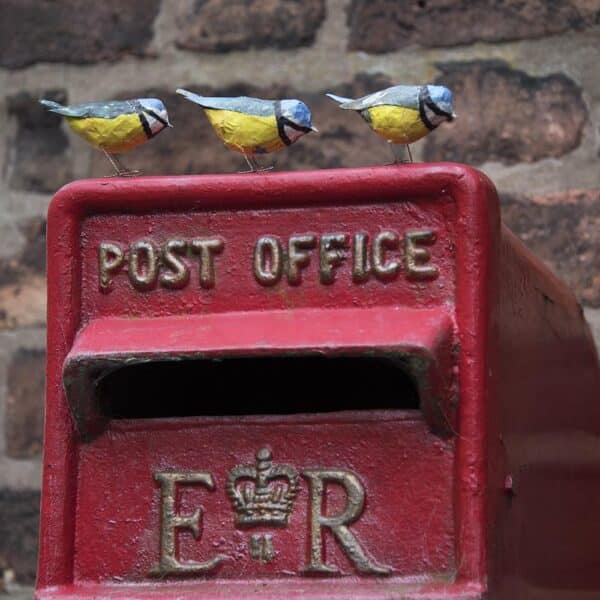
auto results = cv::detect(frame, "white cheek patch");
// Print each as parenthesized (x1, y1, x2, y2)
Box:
(284, 124, 304, 143)
(424, 104, 446, 128)
(145, 114, 165, 135)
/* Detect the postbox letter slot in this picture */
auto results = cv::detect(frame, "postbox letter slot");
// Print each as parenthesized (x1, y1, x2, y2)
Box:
(94, 355, 420, 421)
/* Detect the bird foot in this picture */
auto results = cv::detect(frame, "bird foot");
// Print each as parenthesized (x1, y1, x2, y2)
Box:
(103, 169, 142, 178)
(237, 165, 274, 174)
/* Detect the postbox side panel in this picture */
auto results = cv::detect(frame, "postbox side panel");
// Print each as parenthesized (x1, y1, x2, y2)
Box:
(73, 415, 455, 582)
(79, 198, 457, 322)
(488, 228, 600, 598)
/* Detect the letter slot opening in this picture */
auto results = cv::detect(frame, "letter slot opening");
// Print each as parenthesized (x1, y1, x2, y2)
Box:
(96, 355, 420, 419)
(63, 309, 455, 440)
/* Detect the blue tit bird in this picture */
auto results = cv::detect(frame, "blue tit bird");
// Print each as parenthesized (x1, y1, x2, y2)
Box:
(176, 88, 318, 172)
(39, 97, 172, 176)
(326, 85, 456, 163)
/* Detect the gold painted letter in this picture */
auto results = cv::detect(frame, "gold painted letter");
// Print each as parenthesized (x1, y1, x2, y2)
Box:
(287, 234, 316, 285)
(404, 230, 439, 280)
(254, 236, 283, 286)
(352, 232, 370, 283)
(129, 241, 158, 291)
(98, 242, 124, 292)
(191, 237, 224, 289)
(154, 472, 224, 575)
(319, 233, 349, 285)
(372, 230, 400, 281)
(302, 469, 392, 575)
(160, 239, 190, 289)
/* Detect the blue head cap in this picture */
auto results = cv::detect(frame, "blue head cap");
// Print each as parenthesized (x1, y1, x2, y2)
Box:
(280, 99, 316, 131)
(425, 85, 455, 120)
(138, 98, 172, 127)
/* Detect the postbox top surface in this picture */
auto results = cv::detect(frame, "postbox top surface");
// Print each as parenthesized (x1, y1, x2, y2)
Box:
(49, 163, 495, 216)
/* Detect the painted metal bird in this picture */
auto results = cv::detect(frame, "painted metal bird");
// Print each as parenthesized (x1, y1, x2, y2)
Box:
(326, 85, 455, 163)
(39, 98, 172, 176)
(176, 88, 317, 172)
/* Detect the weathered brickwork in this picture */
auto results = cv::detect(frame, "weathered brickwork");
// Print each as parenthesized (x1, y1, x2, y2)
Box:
(7, 91, 73, 193)
(0, 217, 46, 331)
(5, 348, 46, 458)
(348, 0, 600, 53)
(0, 0, 598, 588)
(0, 0, 161, 69)
(502, 189, 600, 307)
(0, 490, 40, 582)
(176, 0, 326, 52)
(424, 61, 588, 165)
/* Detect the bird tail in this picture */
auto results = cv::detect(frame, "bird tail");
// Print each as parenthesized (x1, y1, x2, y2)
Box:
(325, 92, 354, 105)
(176, 88, 207, 106)
(39, 99, 65, 113)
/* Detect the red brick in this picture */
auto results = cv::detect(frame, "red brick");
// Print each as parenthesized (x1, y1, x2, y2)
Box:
(423, 61, 587, 165)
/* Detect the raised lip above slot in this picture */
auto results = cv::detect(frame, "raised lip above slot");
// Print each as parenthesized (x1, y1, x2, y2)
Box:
(63, 306, 456, 440)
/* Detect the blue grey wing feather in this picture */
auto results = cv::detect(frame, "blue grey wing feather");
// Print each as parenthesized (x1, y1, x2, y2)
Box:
(337, 85, 421, 111)
(40, 99, 140, 119)
(176, 89, 275, 116)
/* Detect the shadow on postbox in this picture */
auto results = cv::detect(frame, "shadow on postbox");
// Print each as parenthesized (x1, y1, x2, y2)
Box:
(38, 165, 600, 599)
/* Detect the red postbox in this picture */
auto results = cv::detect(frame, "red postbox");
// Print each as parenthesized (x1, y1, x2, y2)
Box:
(38, 165, 600, 599)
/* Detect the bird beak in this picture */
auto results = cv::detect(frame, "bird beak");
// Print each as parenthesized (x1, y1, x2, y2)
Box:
(310, 126, 319, 133)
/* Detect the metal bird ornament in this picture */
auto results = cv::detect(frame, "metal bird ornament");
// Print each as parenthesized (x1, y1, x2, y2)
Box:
(39, 98, 172, 176)
(326, 85, 456, 163)
(176, 88, 318, 172)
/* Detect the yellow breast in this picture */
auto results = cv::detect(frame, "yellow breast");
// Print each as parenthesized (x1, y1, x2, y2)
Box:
(365, 105, 430, 144)
(66, 113, 148, 154)
(204, 109, 285, 155)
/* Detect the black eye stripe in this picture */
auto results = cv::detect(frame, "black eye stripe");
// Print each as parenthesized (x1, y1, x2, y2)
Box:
(145, 109, 168, 126)
(425, 99, 452, 118)
(281, 117, 311, 133)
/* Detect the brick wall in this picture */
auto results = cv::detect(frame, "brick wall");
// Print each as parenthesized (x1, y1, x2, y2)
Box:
(0, 0, 598, 586)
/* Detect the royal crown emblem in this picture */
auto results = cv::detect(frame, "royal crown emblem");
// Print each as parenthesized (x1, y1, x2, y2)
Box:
(226, 447, 299, 527)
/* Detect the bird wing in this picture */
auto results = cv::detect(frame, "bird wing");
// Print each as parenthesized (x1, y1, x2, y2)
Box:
(176, 89, 275, 116)
(334, 85, 421, 111)
(40, 99, 140, 119)
(325, 93, 354, 104)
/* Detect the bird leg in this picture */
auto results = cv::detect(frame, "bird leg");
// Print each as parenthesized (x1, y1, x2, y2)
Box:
(387, 142, 414, 165)
(103, 150, 141, 177)
(239, 154, 274, 174)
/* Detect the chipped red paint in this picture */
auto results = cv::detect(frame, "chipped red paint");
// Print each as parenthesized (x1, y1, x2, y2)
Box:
(38, 165, 600, 599)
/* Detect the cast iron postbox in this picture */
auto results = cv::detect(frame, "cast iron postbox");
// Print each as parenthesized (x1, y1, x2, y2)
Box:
(38, 165, 600, 599)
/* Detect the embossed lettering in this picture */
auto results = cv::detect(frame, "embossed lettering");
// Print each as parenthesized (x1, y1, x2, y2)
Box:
(254, 236, 283, 286)
(160, 239, 190, 290)
(287, 235, 317, 285)
(372, 231, 400, 281)
(154, 472, 224, 575)
(302, 469, 392, 575)
(98, 242, 124, 292)
(404, 230, 439, 280)
(352, 232, 370, 283)
(191, 237, 224, 289)
(319, 233, 349, 285)
(129, 241, 158, 290)
(249, 534, 275, 563)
